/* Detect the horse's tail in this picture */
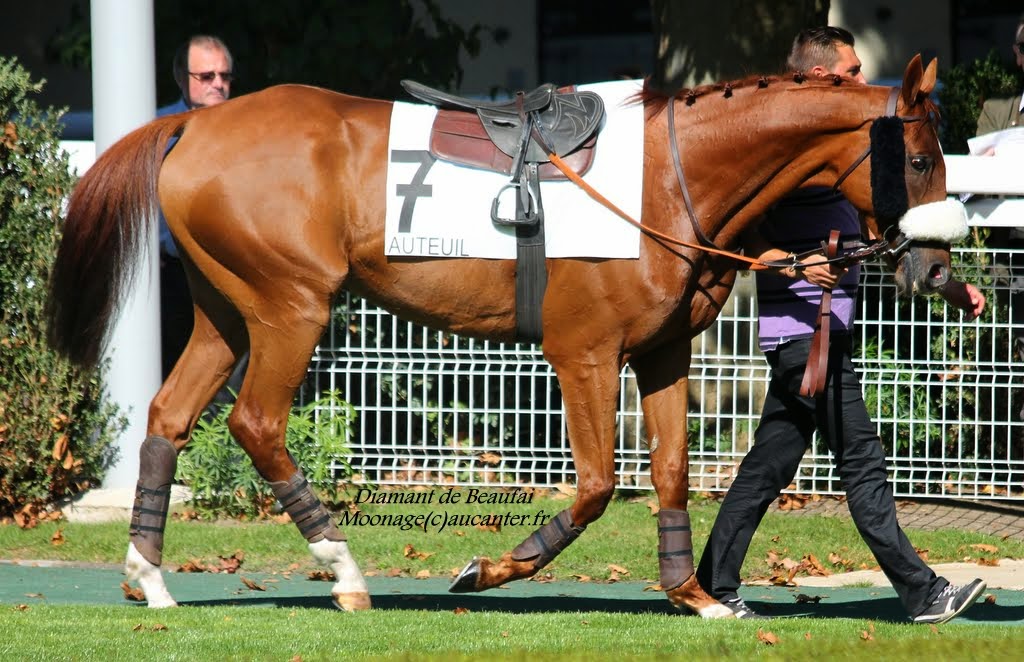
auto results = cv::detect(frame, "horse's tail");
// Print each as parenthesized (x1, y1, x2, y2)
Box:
(46, 113, 190, 368)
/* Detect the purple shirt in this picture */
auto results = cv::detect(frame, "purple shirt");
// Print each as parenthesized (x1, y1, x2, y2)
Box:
(756, 187, 861, 351)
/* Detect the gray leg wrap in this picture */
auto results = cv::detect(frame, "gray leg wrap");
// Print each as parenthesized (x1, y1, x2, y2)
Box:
(129, 435, 178, 566)
(270, 472, 345, 543)
(510, 509, 585, 569)
(658, 508, 694, 590)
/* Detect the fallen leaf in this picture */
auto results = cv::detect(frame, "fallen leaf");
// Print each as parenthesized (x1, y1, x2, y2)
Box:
(177, 559, 208, 573)
(929, 624, 939, 634)
(24, 593, 44, 599)
(307, 570, 336, 582)
(385, 567, 404, 577)
(50, 529, 65, 546)
(477, 451, 502, 466)
(152, 624, 168, 631)
(804, 632, 812, 640)
(120, 582, 145, 602)
(572, 574, 592, 583)
(860, 630, 874, 641)
(552, 482, 576, 498)
(453, 607, 470, 615)
(643, 584, 663, 592)
(241, 577, 266, 591)
(132, 623, 144, 632)
(415, 569, 431, 579)
(646, 500, 659, 516)
(218, 551, 244, 574)
(970, 543, 999, 554)
(608, 563, 630, 576)
(915, 547, 930, 562)
(756, 629, 779, 646)
(984, 594, 997, 604)
(403, 544, 434, 560)
(501, 631, 509, 638)
(14, 605, 29, 612)
(978, 557, 1000, 567)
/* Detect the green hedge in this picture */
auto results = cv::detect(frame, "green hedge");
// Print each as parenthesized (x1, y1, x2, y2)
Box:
(0, 57, 124, 523)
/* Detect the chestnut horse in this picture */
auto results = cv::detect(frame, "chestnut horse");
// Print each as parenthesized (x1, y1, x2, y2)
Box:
(48, 55, 966, 616)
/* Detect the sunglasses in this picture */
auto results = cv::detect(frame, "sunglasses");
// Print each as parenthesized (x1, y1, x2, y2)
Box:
(189, 71, 234, 84)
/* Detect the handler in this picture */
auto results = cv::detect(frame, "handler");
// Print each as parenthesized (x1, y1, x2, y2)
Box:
(694, 26, 988, 624)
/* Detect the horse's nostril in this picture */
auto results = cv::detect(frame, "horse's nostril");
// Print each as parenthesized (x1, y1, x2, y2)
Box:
(928, 264, 949, 286)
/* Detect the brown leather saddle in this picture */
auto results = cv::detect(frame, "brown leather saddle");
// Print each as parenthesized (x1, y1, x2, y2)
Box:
(400, 80, 605, 225)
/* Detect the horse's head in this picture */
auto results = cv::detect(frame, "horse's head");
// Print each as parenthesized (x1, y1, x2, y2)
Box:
(836, 55, 967, 297)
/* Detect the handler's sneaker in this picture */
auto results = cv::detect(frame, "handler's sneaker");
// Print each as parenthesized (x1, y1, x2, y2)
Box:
(912, 578, 987, 624)
(723, 596, 768, 619)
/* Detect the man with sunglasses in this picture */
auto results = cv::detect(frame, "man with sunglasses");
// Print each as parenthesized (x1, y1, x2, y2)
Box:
(694, 26, 988, 624)
(976, 13, 1024, 136)
(157, 35, 234, 380)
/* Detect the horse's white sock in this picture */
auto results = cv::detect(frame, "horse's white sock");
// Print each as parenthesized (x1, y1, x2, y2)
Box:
(125, 542, 177, 608)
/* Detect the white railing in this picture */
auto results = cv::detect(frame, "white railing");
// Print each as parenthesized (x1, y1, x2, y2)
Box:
(302, 155, 1024, 500)
(59, 140, 1024, 500)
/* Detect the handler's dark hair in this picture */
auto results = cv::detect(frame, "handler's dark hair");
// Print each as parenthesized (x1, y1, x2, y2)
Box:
(787, 26, 856, 73)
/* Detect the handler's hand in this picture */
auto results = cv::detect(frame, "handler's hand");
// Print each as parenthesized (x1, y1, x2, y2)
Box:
(798, 255, 846, 289)
(939, 280, 986, 321)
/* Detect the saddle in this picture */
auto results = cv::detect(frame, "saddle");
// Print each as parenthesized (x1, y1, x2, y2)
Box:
(401, 80, 606, 221)
(401, 80, 607, 344)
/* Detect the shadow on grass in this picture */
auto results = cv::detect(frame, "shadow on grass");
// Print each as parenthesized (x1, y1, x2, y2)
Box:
(175, 591, 1024, 623)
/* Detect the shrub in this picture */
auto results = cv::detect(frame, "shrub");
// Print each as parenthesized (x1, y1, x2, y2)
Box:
(175, 391, 356, 519)
(0, 57, 124, 524)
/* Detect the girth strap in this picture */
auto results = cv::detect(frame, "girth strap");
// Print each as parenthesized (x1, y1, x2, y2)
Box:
(799, 229, 841, 398)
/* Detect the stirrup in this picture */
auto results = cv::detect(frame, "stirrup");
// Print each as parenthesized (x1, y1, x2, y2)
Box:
(491, 180, 540, 226)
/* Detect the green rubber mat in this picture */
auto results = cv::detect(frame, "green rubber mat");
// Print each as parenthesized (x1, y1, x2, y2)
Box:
(1, 562, 1022, 623)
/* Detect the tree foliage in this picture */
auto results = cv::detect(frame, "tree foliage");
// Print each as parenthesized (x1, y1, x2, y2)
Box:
(52, 1, 490, 103)
(937, 50, 1024, 154)
(0, 57, 124, 523)
(649, 0, 830, 90)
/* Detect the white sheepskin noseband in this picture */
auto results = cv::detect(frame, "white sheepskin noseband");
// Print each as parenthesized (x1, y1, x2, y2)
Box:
(898, 199, 969, 243)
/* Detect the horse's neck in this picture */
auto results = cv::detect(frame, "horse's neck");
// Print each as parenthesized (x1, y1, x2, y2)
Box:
(681, 84, 887, 245)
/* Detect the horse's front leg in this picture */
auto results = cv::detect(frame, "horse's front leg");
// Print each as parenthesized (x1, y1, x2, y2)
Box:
(450, 355, 621, 592)
(631, 342, 732, 618)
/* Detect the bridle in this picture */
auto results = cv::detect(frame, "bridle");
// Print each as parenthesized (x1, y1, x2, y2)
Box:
(662, 84, 936, 272)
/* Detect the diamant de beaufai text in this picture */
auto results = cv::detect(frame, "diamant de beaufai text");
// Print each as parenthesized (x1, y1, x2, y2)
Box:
(339, 487, 551, 533)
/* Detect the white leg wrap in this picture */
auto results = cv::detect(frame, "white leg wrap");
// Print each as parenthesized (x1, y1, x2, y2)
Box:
(125, 542, 177, 608)
(309, 539, 371, 611)
(899, 199, 968, 242)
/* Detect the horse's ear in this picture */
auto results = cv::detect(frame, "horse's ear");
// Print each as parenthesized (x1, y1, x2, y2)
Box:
(900, 54, 936, 108)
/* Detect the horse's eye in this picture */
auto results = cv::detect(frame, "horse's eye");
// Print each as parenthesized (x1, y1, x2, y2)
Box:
(909, 155, 931, 172)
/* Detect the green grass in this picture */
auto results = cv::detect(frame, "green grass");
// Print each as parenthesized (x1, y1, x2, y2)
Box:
(1, 493, 1020, 582)
(1, 604, 1022, 661)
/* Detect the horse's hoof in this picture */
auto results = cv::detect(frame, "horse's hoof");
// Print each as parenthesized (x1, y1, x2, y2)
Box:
(332, 591, 372, 611)
(448, 557, 482, 593)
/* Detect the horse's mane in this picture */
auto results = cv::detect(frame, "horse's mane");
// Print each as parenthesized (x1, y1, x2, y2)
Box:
(631, 72, 859, 115)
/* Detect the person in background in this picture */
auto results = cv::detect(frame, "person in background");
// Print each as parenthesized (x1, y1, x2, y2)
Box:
(976, 13, 1024, 138)
(695, 26, 988, 624)
(157, 35, 240, 388)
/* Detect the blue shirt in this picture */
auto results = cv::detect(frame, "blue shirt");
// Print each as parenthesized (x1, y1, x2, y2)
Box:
(156, 98, 190, 258)
(755, 187, 861, 351)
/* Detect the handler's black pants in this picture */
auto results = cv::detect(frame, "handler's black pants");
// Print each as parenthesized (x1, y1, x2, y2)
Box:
(695, 335, 946, 617)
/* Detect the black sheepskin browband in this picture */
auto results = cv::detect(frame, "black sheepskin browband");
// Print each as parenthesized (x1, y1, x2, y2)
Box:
(869, 116, 909, 222)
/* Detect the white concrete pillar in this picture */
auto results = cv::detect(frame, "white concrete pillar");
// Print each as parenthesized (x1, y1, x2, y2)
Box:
(90, 0, 161, 490)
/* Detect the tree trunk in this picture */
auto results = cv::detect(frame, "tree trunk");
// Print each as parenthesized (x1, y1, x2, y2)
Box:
(650, 0, 830, 91)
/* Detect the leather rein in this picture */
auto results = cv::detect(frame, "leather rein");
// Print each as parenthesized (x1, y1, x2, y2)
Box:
(549, 86, 930, 274)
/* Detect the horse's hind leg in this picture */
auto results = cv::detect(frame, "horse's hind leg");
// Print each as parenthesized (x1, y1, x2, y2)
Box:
(126, 300, 243, 608)
(631, 342, 731, 618)
(227, 307, 369, 612)
(450, 355, 620, 592)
